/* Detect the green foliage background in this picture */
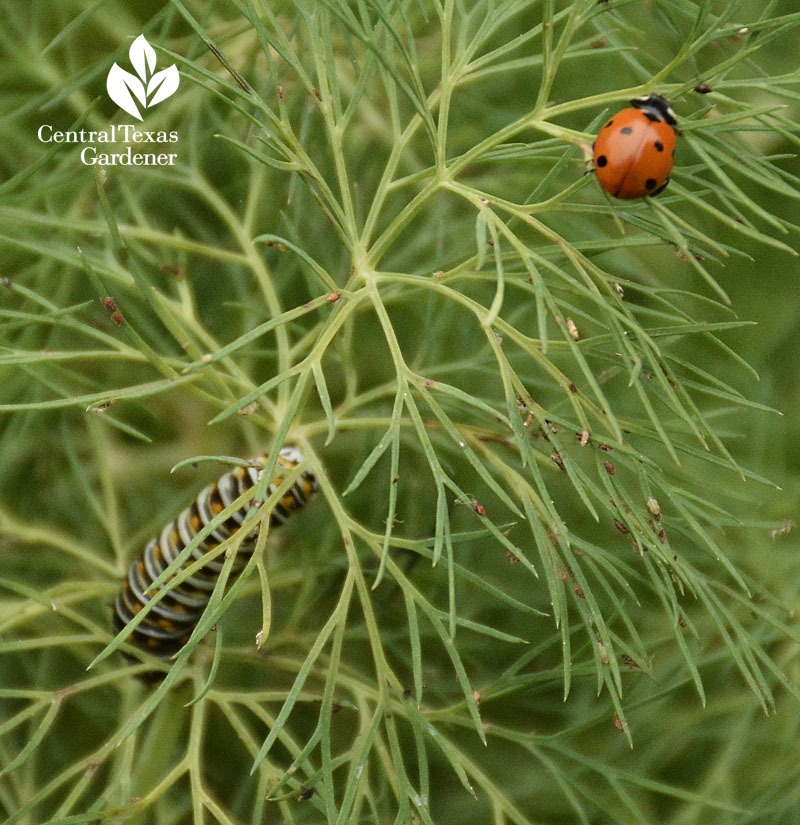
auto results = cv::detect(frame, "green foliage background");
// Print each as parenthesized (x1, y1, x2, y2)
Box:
(0, 1, 799, 823)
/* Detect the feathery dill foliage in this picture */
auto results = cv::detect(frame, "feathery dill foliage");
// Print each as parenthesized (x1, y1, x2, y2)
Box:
(1, 0, 799, 822)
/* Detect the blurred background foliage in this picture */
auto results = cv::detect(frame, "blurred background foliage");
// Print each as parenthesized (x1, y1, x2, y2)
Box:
(0, 0, 799, 823)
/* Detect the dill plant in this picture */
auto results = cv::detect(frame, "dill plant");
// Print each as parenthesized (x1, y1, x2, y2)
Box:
(1, 1, 800, 823)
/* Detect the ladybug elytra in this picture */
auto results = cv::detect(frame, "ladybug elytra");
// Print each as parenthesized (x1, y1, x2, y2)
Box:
(593, 93, 677, 199)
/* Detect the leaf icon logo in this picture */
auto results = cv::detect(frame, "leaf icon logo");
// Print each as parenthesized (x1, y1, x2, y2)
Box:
(106, 34, 180, 121)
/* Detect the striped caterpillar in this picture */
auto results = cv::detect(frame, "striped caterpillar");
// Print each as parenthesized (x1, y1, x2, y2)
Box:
(113, 446, 316, 659)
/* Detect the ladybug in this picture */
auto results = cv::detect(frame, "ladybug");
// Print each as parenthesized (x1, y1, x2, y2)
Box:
(593, 93, 677, 199)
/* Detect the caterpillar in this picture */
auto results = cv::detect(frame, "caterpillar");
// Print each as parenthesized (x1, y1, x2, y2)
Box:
(113, 446, 317, 660)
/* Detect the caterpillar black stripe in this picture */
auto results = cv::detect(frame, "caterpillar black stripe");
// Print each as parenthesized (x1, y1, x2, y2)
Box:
(113, 446, 317, 659)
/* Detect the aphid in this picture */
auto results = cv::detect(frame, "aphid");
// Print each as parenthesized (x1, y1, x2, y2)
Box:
(113, 446, 317, 659)
(566, 318, 580, 341)
(593, 93, 677, 199)
(770, 520, 795, 539)
(646, 496, 661, 518)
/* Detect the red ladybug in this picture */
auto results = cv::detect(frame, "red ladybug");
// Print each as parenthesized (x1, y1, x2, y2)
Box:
(593, 93, 677, 199)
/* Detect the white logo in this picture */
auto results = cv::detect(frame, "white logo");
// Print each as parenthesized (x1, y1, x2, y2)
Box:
(106, 34, 179, 121)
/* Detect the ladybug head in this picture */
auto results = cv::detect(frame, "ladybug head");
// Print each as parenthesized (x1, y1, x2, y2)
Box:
(630, 93, 677, 126)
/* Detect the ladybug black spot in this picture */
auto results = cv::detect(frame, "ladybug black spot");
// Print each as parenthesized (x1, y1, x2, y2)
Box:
(645, 178, 658, 190)
(654, 140, 664, 152)
(604, 119, 614, 128)
(620, 126, 633, 135)
(651, 178, 670, 196)
(596, 155, 608, 168)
